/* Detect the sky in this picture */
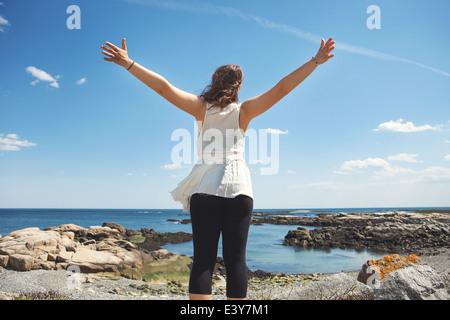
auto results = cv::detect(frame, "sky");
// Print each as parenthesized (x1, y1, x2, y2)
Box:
(1, 0, 449, 209)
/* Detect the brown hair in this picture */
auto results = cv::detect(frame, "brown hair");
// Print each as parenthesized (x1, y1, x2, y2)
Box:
(200, 64, 243, 109)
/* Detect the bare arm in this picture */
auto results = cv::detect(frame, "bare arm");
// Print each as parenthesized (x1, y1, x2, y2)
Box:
(101, 38, 205, 120)
(240, 37, 335, 128)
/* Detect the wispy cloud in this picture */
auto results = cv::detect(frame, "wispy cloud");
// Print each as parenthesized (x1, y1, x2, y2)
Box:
(0, 2, 9, 33)
(162, 163, 184, 169)
(0, 133, 37, 152)
(26, 66, 60, 88)
(373, 119, 442, 133)
(123, 0, 450, 77)
(333, 157, 391, 175)
(387, 153, 421, 163)
(420, 166, 450, 182)
(76, 77, 87, 85)
(265, 128, 288, 135)
(445, 154, 450, 161)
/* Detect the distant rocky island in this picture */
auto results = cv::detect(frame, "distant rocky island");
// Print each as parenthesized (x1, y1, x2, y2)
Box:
(252, 209, 449, 255)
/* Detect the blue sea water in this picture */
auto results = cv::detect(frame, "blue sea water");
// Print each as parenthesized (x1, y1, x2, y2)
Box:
(0, 207, 447, 274)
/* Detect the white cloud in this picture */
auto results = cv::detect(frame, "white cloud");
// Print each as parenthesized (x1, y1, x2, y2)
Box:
(0, 15, 8, 24)
(162, 163, 184, 169)
(420, 166, 450, 181)
(0, 12, 9, 32)
(0, 133, 37, 151)
(26, 66, 60, 88)
(333, 156, 416, 178)
(387, 153, 420, 163)
(373, 119, 441, 133)
(76, 77, 87, 85)
(445, 140, 450, 144)
(265, 128, 288, 135)
(373, 166, 415, 178)
(334, 157, 390, 175)
(332, 151, 450, 185)
(126, 173, 133, 176)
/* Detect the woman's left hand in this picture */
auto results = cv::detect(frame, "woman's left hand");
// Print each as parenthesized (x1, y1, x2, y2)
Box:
(314, 37, 335, 65)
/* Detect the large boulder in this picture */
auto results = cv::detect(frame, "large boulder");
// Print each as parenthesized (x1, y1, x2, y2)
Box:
(283, 227, 311, 246)
(373, 264, 450, 300)
(8, 254, 35, 271)
(69, 247, 122, 273)
(357, 254, 420, 286)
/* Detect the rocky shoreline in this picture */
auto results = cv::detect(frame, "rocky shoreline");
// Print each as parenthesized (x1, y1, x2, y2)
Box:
(0, 249, 448, 300)
(0, 209, 449, 300)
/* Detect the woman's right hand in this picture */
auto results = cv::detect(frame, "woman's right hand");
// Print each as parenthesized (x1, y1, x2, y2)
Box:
(101, 38, 133, 69)
(314, 37, 335, 65)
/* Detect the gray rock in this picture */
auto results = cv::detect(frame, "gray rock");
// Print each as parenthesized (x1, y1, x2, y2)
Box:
(374, 264, 450, 300)
(274, 273, 373, 300)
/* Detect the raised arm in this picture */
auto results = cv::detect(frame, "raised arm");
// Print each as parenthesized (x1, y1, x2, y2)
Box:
(240, 37, 335, 129)
(101, 38, 205, 120)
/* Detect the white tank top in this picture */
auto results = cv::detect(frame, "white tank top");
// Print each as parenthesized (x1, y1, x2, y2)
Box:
(171, 102, 253, 212)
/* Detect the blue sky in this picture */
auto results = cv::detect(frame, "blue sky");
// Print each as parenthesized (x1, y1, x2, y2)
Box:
(1, 0, 449, 209)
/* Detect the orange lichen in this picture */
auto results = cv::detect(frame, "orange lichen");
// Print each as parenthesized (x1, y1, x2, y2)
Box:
(365, 254, 420, 280)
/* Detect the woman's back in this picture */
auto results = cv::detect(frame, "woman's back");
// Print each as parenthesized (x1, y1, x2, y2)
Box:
(172, 101, 253, 212)
(198, 102, 246, 164)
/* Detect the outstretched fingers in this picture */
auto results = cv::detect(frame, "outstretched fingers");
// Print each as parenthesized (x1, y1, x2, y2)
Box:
(102, 50, 114, 58)
(325, 38, 335, 59)
(101, 39, 130, 67)
(101, 45, 115, 55)
(101, 42, 120, 62)
(105, 41, 120, 52)
(315, 37, 335, 64)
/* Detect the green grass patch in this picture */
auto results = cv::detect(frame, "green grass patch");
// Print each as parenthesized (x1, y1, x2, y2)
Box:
(129, 234, 146, 243)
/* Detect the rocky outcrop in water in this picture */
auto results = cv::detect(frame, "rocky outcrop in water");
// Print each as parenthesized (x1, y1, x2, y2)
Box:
(265, 211, 450, 255)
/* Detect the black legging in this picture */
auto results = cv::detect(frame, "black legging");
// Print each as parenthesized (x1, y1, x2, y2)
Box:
(188, 192, 253, 298)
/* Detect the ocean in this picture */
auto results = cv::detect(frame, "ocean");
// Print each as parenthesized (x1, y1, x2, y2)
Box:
(1, 207, 447, 274)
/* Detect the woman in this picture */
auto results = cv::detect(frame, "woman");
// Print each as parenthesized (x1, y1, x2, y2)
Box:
(101, 37, 335, 300)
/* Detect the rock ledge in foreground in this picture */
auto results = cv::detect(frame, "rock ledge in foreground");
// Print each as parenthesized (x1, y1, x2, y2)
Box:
(0, 223, 192, 284)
